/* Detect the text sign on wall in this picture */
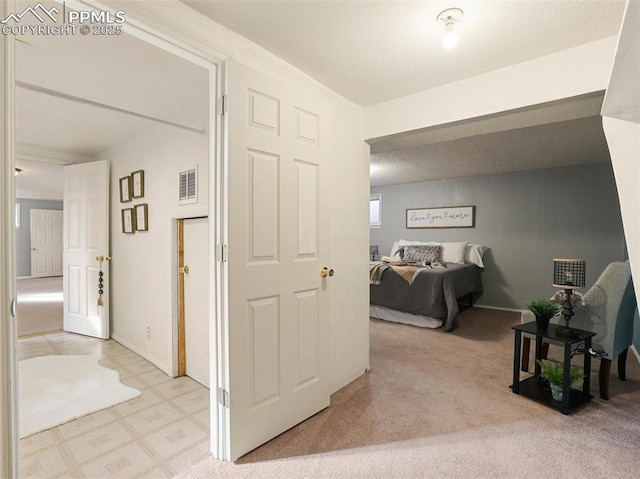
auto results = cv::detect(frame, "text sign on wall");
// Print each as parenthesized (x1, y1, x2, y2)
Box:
(406, 205, 475, 229)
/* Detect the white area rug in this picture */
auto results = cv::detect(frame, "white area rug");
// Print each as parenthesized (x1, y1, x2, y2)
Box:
(19, 355, 141, 438)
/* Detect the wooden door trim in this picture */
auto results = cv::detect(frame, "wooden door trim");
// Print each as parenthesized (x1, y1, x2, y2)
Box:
(177, 218, 186, 376)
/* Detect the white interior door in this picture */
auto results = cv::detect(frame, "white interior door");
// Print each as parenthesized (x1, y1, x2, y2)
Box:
(184, 217, 210, 388)
(63, 161, 110, 339)
(30, 209, 63, 277)
(223, 60, 331, 461)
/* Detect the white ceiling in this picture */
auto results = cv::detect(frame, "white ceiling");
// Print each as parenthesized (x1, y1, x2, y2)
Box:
(182, 0, 625, 187)
(182, 0, 626, 107)
(13, 1, 627, 196)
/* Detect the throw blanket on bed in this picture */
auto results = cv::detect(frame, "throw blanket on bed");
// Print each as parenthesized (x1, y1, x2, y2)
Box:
(369, 262, 424, 285)
(369, 262, 390, 285)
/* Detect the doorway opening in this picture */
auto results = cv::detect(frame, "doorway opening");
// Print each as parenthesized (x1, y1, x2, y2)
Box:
(10, 2, 220, 473)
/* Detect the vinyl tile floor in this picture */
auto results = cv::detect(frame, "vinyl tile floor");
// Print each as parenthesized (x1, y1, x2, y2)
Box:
(18, 332, 211, 478)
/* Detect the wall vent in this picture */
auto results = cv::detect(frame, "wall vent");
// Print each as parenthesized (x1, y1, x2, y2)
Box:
(178, 166, 197, 205)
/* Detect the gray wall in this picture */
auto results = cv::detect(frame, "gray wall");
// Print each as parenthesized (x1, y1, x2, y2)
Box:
(15, 198, 63, 277)
(370, 162, 626, 310)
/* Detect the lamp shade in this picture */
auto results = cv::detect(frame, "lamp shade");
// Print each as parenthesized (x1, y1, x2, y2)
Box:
(553, 259, 586, 288)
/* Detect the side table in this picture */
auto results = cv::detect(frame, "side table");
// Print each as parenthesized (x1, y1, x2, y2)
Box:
(510, 322, 595, 415)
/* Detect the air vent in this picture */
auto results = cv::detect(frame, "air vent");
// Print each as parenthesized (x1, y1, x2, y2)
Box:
(178, 166, 197, 205)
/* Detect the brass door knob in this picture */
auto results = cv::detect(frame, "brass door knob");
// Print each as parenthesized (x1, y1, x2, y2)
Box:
(321, 267, 334, 278)
(179, 265, 190, 274)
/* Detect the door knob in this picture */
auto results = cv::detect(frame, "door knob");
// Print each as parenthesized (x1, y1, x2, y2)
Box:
(179, 265, 190, 274)
(321, 267, 334, 278)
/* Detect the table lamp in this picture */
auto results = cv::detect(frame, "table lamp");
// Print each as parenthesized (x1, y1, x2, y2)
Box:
(370, 245, 379, 261)
(553, 258, 586, 337)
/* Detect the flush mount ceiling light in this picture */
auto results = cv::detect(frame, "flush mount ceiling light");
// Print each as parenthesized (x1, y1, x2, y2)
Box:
(436, 7, 463, 49)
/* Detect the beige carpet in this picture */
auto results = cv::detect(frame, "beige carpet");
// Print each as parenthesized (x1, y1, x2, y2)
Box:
(17, 276, 63, 337)
(179, 308, 640, 478)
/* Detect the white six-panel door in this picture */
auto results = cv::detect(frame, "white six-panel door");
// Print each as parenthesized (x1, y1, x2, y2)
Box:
(63, 161, 110, 339)
(224, 60, 331, 461)
(29, 209, 63, 277)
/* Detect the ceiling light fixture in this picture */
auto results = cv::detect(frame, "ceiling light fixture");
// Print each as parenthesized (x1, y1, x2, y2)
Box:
(436, 8, 463, 49)
(14, 168, 22, 176)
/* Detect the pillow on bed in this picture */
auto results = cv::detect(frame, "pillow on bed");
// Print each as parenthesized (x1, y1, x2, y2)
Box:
(465, 244, 488, 268)
(400, 245, 441, 263)
(390, 241, 402, 260)
(391, 240, 441, 261)
(440, 242, 468, 264)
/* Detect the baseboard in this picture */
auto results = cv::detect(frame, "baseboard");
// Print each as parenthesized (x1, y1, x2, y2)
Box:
(631, 345, 640, 365)
(473, 304, 525, 313)
(110, 333, 172, 377)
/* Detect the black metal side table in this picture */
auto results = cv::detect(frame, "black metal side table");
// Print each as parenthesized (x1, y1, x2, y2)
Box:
(510, 322, 596, 415)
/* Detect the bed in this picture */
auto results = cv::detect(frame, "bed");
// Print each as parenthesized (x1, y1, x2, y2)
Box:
(369, 241, 486, 331)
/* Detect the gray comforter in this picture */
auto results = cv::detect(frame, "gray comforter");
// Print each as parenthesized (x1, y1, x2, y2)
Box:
(369, 263, 483, 331)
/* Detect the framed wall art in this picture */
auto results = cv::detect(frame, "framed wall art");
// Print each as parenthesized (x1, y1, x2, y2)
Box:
(406, 205, 475, 229)
(132, 169, 145, 198)
(121, 208, 136, 234)
(135, 203, 148, 232)
(119, 176, 132, 203)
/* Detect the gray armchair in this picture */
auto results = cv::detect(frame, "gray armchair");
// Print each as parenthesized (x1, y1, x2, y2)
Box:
(521, 261, 636, 400)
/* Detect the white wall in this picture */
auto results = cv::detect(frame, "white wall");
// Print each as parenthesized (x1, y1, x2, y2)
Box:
(98, 119, 208, 374)
(364, 36, 618, 140)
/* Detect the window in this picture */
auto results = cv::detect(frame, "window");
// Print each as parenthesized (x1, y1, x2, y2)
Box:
(370, 193, 381, 228)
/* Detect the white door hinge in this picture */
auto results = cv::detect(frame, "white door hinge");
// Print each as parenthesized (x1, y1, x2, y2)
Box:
(217, 94, 228, 116)
(218, 387, 230, 408)
(217, 244, 228, 263)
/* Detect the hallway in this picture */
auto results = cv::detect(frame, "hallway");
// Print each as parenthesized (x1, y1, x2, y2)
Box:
(19, 332, 210, 478)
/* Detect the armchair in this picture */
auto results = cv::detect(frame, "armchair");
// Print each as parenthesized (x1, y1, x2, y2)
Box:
(521, 261, 636, 400)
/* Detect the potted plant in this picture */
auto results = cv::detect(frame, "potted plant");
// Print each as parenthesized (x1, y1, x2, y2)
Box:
(536, 359, 584, 401)
(526, 298, 560, 331)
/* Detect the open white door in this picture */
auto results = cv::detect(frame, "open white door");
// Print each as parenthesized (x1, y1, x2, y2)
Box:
(223, 60, 331, 460)
(63, 161, 110, 339)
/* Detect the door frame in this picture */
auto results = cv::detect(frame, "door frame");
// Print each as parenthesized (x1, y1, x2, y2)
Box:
(1, 1, 19, 476)
(1, 0, 230, 471)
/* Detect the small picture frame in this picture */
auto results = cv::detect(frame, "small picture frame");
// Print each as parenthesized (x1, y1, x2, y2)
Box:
(132, 170, 145, 198)
(119, 176, 132, 203)
(121, 208, 136, 234)
(135, 203, 148, 232)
